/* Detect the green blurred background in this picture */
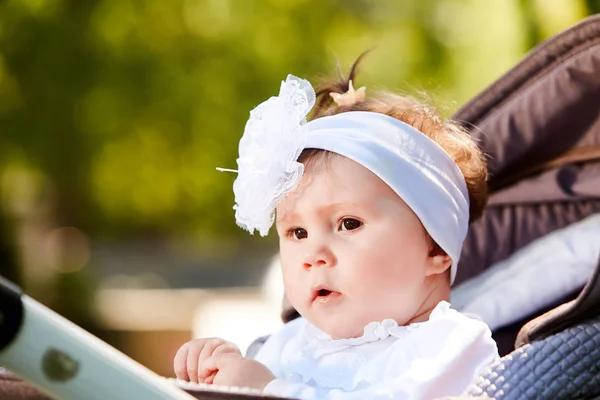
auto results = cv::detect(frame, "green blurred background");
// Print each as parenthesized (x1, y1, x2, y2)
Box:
(1, 0, 599, 376)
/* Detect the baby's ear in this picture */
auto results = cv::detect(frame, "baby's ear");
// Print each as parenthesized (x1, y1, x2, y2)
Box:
(425, 250, 452, 277)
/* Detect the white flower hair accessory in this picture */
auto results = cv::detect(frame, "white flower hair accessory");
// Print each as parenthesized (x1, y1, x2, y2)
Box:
(219, 75, 469, 284)
(219, 75, 316, 236)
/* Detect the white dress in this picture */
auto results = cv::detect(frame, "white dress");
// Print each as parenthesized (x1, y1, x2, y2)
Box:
(254, 301, 498, 399)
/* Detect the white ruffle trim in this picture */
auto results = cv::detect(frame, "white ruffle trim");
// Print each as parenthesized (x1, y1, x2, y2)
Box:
(304, 301, 453, 347)
(280, 301, 456, 391)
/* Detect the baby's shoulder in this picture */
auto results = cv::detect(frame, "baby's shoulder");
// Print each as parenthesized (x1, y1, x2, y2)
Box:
(421, 301, 490, 328)
(430, 303, 491, 333)
(400, 302, 497, 358)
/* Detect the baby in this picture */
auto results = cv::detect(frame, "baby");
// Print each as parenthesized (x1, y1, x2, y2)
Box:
(174, 60, 499, 399)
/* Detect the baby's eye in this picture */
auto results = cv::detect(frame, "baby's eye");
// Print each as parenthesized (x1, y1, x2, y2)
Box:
(339, 218, 362, 231)
(290, 228, 308, 240)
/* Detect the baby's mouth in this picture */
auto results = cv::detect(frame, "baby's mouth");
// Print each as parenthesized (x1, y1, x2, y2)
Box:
(311, 285, 342, 303)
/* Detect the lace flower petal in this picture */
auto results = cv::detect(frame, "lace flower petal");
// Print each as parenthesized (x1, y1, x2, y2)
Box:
(232, 75, 316, 236)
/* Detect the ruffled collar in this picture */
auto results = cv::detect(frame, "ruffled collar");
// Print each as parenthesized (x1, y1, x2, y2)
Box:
(303, 301, 454, 350)
(280, 301, 458, 390)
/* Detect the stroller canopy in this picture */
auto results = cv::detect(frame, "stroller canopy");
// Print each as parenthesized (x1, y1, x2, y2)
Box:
(454, 14, 600, 356)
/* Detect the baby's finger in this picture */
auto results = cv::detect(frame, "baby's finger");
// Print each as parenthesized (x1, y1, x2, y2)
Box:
(203, 371, 216, 385)
(186, 342, 204, 383)
(198, 354, 220, 383)
(213, 342, 240, 356)
(173, 343, 190, 381)
(198, 340, 227, 379)
(200, 354, 218, 376)
(202, 353, 241, 386)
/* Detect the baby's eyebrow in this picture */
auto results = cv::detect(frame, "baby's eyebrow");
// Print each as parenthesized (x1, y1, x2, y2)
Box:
(319, 201, 369, 212)
(275, 211, 299, 225)
(324, 200, 389, 218)
(275, 201, 379, 224)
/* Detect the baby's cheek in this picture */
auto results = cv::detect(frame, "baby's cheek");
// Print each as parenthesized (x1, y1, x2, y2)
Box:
(281, 268, 305, 307)
(352, 259, 416, 300)
(347, 266, 386, 299)
(281, 268, 297, 291)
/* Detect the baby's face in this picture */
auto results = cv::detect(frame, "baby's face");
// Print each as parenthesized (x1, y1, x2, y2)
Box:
(276, 154, 447, 339)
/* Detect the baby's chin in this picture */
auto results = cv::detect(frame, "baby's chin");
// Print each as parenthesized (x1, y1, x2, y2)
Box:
(314, 320, 369, 340)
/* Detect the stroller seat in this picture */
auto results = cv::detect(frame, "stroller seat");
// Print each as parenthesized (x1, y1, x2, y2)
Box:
(467, 315, 600, 399)
(464, 257, 600, 399)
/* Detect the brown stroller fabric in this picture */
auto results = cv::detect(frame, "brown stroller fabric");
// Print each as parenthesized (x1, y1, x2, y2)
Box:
(453, 13, 600, 355)
(454, 14, 600, 285)
(0, 369, 51, 400)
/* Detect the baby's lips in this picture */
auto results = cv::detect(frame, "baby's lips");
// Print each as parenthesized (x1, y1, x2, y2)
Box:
(311, 284, 342, 301)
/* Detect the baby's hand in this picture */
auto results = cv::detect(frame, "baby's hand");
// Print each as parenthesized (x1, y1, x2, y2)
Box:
(173, 338, 241, 384)
(203, 353, 275, 390)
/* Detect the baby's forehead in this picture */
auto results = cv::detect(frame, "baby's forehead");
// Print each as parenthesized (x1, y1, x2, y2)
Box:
(276, 157, 406, 217)
(300, 154, 393, 193)
(301, 152, 368, 179)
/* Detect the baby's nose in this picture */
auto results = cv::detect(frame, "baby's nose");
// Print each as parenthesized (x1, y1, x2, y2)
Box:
(303, 246, 335, 269)
(303, 258, 328, 269)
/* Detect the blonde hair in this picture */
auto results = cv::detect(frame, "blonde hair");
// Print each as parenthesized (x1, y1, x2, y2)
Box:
(304, 55, 489, 223)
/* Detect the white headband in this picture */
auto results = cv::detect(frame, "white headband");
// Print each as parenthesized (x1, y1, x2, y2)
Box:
(223, 75, 469, 283)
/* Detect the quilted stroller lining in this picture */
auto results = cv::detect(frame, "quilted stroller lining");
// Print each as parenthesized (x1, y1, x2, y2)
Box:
(465, 315, 600, 399)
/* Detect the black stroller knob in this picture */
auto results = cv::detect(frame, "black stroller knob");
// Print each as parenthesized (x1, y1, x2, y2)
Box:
(0, 275, 24, 352)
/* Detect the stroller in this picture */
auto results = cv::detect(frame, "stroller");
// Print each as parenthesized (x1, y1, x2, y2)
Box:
(1, 14, 600, 400)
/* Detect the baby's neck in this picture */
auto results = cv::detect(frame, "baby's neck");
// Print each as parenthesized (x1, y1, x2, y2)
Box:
(407, 278, 451, 324)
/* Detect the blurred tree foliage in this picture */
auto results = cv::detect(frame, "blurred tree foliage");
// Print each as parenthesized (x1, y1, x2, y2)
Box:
(0, 0, 593, 243)
(0, 0, 596, 356)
